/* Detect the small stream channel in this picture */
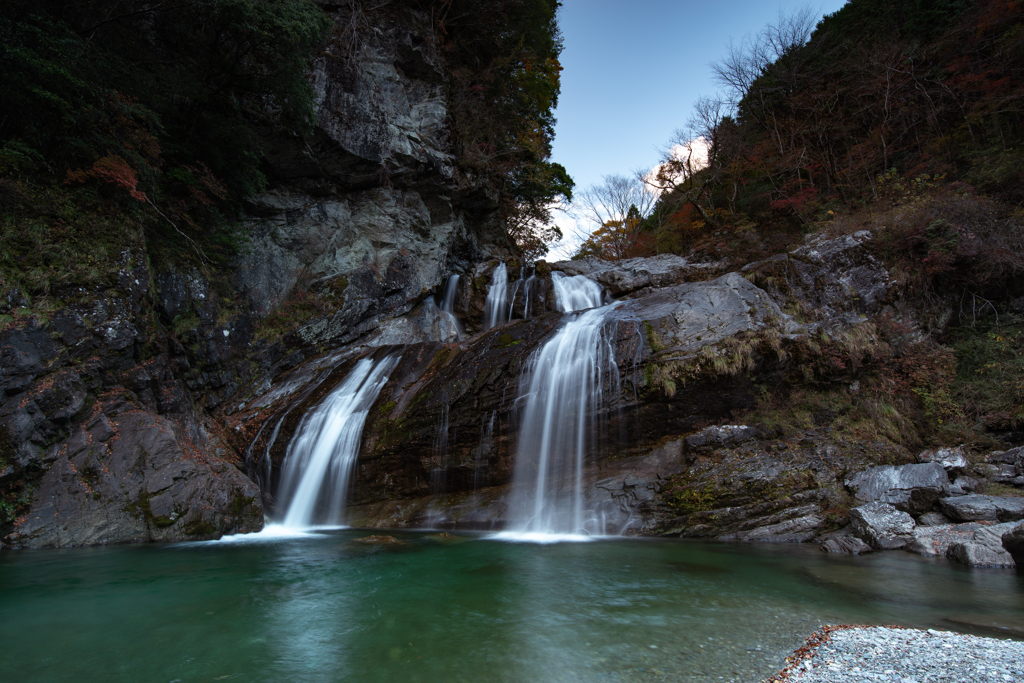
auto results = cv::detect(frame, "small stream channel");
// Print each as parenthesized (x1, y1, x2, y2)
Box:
(1, 531, 1021, 682)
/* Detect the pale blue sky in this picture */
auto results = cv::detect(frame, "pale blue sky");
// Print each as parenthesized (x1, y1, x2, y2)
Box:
(551, 0, 850, 195)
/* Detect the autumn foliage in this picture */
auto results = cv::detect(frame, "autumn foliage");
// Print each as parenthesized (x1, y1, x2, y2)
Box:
(587, 0, 1024, 275)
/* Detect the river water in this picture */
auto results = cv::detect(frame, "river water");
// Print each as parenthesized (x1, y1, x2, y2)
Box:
(3, 531, 1023, 682)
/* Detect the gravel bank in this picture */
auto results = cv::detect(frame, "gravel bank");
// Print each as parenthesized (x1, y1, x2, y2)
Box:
(766, 625, 1024, 682)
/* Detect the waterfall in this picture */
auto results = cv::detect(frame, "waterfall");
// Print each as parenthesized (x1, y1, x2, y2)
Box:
(523, 272, 536, 318)
(431, 399, 451, 494)
(483, 263, 508, 329)
(550, 271, 603, 312)
(502, 275, 620, 538)
(276, 355, 399, 528)
(507, 265, 528, 321)
(474, 411, 496, 489)
(436, 274, 462, 340)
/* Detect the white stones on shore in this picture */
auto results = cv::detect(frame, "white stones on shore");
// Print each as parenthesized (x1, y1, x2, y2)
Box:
(768, 626, 1024, 682)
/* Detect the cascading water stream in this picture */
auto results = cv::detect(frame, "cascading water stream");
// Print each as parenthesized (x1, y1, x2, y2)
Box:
(502, 272, 621, 538)
(523, 272, 536, 318)
(551, 271, 604, 312)
(507, 265, 525, 321)
(483, 263, 508, 329)
(276, 355, 399, 528)
(437, 274, 463, 340)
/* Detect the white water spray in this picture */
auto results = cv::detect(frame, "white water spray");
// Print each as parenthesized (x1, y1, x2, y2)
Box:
(277, 355, 399, 528)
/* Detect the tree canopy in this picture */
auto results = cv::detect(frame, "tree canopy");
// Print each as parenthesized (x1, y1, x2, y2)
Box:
(1, 0, 329, 265)
(579, 0, 1024, 271)
(434, 0, 573, 258)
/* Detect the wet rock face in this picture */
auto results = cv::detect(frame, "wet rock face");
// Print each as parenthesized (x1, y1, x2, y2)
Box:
(240, 256, 900, 538)
(9, 397, 261, 548)
(820, 536, 873, 554)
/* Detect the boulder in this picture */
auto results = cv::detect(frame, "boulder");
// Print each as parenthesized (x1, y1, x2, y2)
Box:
(987, 447, 1022, 465)
(916, 446, 969, 471)
(716, 506, 824, 543)
(949, 476, 980, 496)
(820, 536, 873, 554)
(611, 271, 792, 357)
(845, 462, 948, 514)
(916, 511, 952, 526)
(979, 463, 1019, 483)
(850, 501, 916, 550)
(939, 495, 1024, 522)
(946, 527, 1016, 568)
(1002, 522, 1024, 562)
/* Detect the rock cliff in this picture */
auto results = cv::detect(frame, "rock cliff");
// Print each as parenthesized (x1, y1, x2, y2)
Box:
(1, 1, 508, 548)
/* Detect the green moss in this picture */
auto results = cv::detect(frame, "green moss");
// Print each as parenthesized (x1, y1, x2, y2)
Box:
(183, 518, 217, 536)
(232, 495, 255, 516)
(666, 484, 719, 515)
(947, 313, 1024, 430)
(0, 426, 13, 471)
(495, 333, 521, 347)
(643, 321, 663, 352)
(171, 308, 201, 337)
(320, 275, 349, 303)
(0, 181, 140, 312)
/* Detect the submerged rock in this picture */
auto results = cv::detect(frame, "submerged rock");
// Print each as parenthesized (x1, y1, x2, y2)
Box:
(850, 501, 915, 550)
(820, 536, 873, 554)
(352, 534, 402, 545)
(905, 526, 942, 556)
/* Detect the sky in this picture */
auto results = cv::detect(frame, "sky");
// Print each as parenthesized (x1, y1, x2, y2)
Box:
(547, 0, 849, 257)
